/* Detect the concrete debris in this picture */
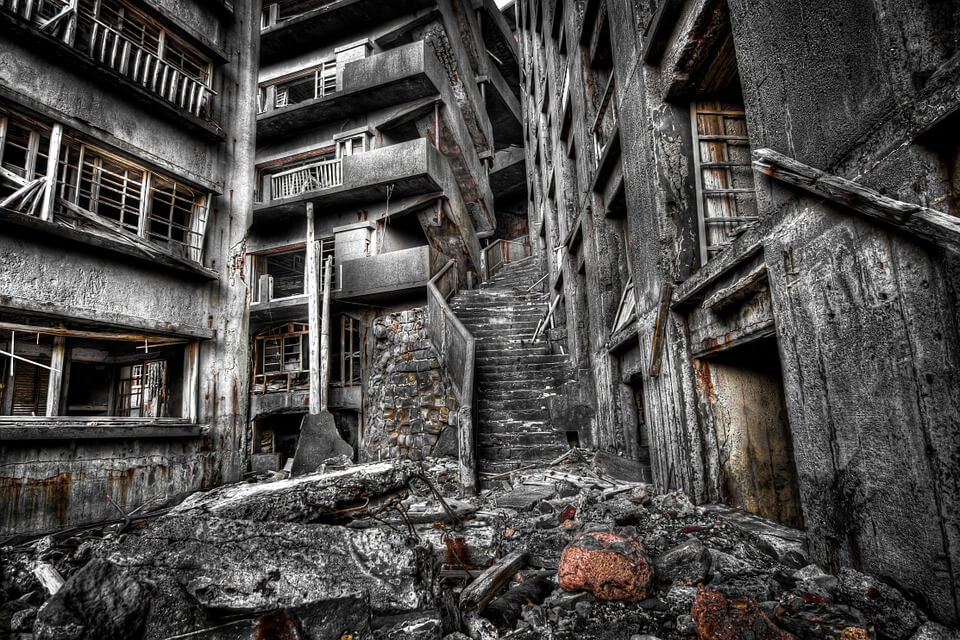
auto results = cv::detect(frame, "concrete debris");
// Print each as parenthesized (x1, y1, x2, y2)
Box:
(290, 411, 354, 476)
(0, 457, 955, 640)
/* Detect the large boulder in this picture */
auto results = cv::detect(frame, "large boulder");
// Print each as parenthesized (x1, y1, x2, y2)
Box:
(835, 568, 924, 640)
(108, 514, 434, 614)
(655, 538, 711, 586)
(172, 460, 416, 523)
(690, 586, 793, 640)
(557, 531, 654, 602)
(34, 559, 149, 640)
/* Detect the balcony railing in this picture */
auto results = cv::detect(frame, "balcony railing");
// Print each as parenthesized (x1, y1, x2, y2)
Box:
(1, 1, 216, 121)
(270, 157, 342, 200)
(426, 259, 476, 495)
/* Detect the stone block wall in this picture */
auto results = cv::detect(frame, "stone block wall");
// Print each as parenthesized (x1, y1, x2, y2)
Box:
(363, 308, 458, 461)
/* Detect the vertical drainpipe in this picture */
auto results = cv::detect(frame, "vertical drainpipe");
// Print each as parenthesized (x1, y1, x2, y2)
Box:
(435, 101, 443, 228)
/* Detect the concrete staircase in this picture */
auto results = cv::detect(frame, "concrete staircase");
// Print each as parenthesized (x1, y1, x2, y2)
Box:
(448, 256, 572, 475)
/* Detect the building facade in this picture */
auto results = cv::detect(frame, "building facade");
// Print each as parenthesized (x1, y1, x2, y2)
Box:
(246, 0, 523, 466)
(0, 0, 257, 535)
(516, 0, 960, 624)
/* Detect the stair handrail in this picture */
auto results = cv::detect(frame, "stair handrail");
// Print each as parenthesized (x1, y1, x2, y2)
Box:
(426, 258, 477, 495)
(480, 236, 531, 281)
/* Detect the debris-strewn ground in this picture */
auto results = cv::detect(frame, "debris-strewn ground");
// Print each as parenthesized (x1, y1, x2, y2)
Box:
(2, 454, 958, 640)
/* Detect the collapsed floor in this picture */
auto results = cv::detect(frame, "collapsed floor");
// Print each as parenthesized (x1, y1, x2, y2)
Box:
(1, 455, 958, 640)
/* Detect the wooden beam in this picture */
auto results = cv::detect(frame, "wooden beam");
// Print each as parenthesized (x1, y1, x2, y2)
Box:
(305, 202, 321, 415)
(648, 282, 673, 378)
(182, 342, 200, 423)
(0, 321, 193, 343)
(459, 551, 528, 612)
(40, 124, 62, 222)
(753, 148, 960, 254)
(703, 264, 768, 312)
(45, 335, 66, 416)
(0, 423, 206, 441)
(320, 255, 332, 411)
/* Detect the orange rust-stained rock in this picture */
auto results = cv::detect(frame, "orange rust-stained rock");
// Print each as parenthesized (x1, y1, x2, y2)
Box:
(691, 586, 794, 640)
(557, 531, 654, 601)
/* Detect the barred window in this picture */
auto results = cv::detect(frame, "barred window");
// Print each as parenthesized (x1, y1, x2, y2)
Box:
(76, 146, 145, 233)
(0, 112, 50, 199)
(149, 175, 207, 257)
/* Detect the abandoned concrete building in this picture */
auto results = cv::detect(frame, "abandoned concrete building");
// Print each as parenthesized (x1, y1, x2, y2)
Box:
(2, 0, 960, 636)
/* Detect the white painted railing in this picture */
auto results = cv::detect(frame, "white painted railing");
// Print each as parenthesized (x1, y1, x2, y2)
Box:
(86, 17, 215, 118)
(270, 157, 342, 200)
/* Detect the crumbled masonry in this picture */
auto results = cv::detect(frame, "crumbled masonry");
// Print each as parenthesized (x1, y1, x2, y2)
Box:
(2, 455, 955, 639)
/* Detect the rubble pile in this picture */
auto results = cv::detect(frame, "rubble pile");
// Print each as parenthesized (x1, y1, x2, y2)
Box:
(2, 454, 959, 640)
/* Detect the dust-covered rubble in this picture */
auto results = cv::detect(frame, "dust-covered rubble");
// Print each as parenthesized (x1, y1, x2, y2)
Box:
(2, 453, 959, 640)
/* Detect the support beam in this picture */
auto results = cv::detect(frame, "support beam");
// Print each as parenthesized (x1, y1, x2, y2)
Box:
(320, 256, 332, 411)
(45, 335, 66, 416)
(753, 148, 960, 254)
(648, 282, 673, 378)
(40, 123, 63, 222)
(305, 202, 321, 415)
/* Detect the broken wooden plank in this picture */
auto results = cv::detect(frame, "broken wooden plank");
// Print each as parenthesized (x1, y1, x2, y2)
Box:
(703, 264, 768, 312)
(0, 177, 44, 209)
(57, 197, 164, 259)
(648, 281, 674, 377)
(33, 562, 65, 596)
(0, 165, 28, 188)
(753, 147, 960, 254)
(459, 551, 528, 612)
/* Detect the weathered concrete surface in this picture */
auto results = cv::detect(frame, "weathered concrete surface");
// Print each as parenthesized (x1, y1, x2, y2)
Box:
(109, 514, 434, 613)
(290, 412, 353, 476)
(172, 461, 416, 522)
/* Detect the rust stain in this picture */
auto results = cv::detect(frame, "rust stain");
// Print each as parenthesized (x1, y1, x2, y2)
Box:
(693, 359, 717, 401)
(444, 536, 475, 570)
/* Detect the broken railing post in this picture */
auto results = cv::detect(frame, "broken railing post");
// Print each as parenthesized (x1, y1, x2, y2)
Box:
(320, 255, 332, 411)
(306, 202, 321, 415)
(45, 335, 66, 416)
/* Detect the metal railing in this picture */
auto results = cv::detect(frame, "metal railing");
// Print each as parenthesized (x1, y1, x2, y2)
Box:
(85, 17, 215, 118)
(270, 157, 342, 200)
(426, 259, 477, 495)
(480, 237, 532, 281)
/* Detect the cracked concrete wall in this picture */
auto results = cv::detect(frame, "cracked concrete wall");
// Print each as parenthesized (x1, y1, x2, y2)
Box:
(518, 0, 960, 623)
(0, 0, 257, 536)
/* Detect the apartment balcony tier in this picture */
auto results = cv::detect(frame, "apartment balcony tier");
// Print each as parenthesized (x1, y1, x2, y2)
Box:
(0, 3, 224, 140)
(258, 41, 444, 140)
(250, 245, 440, 325)
(254, 138, 445, 219)
(260, 0, 435, 63)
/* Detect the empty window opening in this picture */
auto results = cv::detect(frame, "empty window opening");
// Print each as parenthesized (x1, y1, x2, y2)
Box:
(695, 336, 803, 528)
(333, 315, 362, 388)
(252, 322, 309, 394)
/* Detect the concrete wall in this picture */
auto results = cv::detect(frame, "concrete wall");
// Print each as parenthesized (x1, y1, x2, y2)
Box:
(517, 0, 960, 623)
(0, 0, 257, 536)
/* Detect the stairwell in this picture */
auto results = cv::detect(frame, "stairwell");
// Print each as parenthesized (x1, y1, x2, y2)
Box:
(448, 256, 573, 475)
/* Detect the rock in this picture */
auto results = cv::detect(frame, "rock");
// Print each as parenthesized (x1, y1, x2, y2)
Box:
(709, 549, 753, 579)
(375, 614, 443, 640)
(109, 514, 433, 614)
(290, 411, 353, 476)
(690, 586, 794, 640)
(494, 485, 557, 511)
(557, 531, 654, 601)
(632, 636, 665, 640)
(909, 623, 960, 640)
(34, 559, 149, 640)
(10, 606, 37, 632)
(629, 485, 654, 506)
(656, 538, 711, 585)
(172, 460, 415, 522)
(481, 578, 553, 629)
(665, 585, 699, 611)
(791, 564, 839, 602)
(774, 602, 869, 640)
(601, 497, 643, 525)
(835, 568, 923, 640)
(710, 572, 782, 602)
(594, 451, 651, 483)
(676, 614, 695, 635)
(653, 492, 696, 519)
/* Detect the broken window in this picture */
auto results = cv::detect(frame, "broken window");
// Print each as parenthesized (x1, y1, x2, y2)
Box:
(254, 247, 306, 300)
(333, 315, 361, 387)
(252, 323, 310, 393)
(270, 61, 338, 109)
(336, 134, 367, 158)
(0, 329, 188, 419)
(691, 97, 757, 263)
(0, 112, 51, 202)
(55, 134, 211, 262)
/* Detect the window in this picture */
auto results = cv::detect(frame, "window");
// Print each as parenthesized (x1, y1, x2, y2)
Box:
(691, 101, 757, 263)
(0, 112, 50, 201)
(56, 135, 210, 261)
(253, 323, 310, 393)
(334, 315, 361, 387)
(254, 248, 306, 300)
(336, 134, 367, 158)
(1, 330, 187, 418)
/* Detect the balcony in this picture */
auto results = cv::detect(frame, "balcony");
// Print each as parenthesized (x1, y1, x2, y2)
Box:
(337, 244, 441, 303)
(260, 0, 435, 63)
(254, 138, 446, 219)
(0, 0, 222, 139)
(257, 41, 445, 140)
